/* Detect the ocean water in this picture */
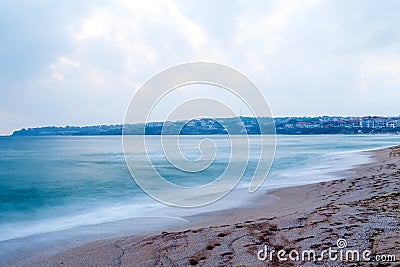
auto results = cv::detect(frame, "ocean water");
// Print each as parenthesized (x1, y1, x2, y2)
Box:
(0, 134, 400, 242)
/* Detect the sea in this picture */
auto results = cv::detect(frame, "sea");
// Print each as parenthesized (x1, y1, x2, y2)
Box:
(1, 134, 400, 244)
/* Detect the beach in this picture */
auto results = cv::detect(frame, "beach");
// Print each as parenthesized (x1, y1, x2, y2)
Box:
(4, 145, 400, 266)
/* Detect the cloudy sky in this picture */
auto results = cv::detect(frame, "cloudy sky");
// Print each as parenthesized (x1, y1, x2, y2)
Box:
(1, 0, 399, 135)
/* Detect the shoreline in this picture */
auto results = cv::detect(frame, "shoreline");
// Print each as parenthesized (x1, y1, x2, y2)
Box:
(4, 145, 400, 266)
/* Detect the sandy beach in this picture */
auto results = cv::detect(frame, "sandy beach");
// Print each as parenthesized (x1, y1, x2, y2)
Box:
(5, 145, 400, 266)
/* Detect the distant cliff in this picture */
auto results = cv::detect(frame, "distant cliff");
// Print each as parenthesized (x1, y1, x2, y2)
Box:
(12, 125, 123, 136)
(11, 116, 400, 136)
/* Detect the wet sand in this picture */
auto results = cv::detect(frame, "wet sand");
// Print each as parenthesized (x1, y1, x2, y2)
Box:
(6, 146, 400, 266)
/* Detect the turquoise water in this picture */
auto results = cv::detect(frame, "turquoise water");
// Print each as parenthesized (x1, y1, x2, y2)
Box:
(0, 135, 400, 241)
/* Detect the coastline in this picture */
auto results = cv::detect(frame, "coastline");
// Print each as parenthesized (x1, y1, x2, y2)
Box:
(4, 145, 400, 266)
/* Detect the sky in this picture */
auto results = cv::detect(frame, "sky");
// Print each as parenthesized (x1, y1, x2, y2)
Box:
(1, 0, 400, 135)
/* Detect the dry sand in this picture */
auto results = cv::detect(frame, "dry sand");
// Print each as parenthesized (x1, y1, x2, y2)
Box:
(6, 146, 400, 266)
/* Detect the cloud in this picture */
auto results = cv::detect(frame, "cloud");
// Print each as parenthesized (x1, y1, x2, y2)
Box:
(1, 0, 400, 135)
(0, 1, 97, 84)
(356, 45, 400, 110)
(50, 57, 80, 81)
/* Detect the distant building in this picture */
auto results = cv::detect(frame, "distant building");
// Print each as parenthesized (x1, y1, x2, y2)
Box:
(387, 121, 397, 128)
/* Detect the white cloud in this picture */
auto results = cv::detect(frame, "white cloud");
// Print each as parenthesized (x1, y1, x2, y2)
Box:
(74, 9, 114, 41)
(235, 0, 320, 54)
(357, 46, 400, 94)
(1, 0, 400, 134)
(50, 57, 80, 81)
(163, 1, 208, 50)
